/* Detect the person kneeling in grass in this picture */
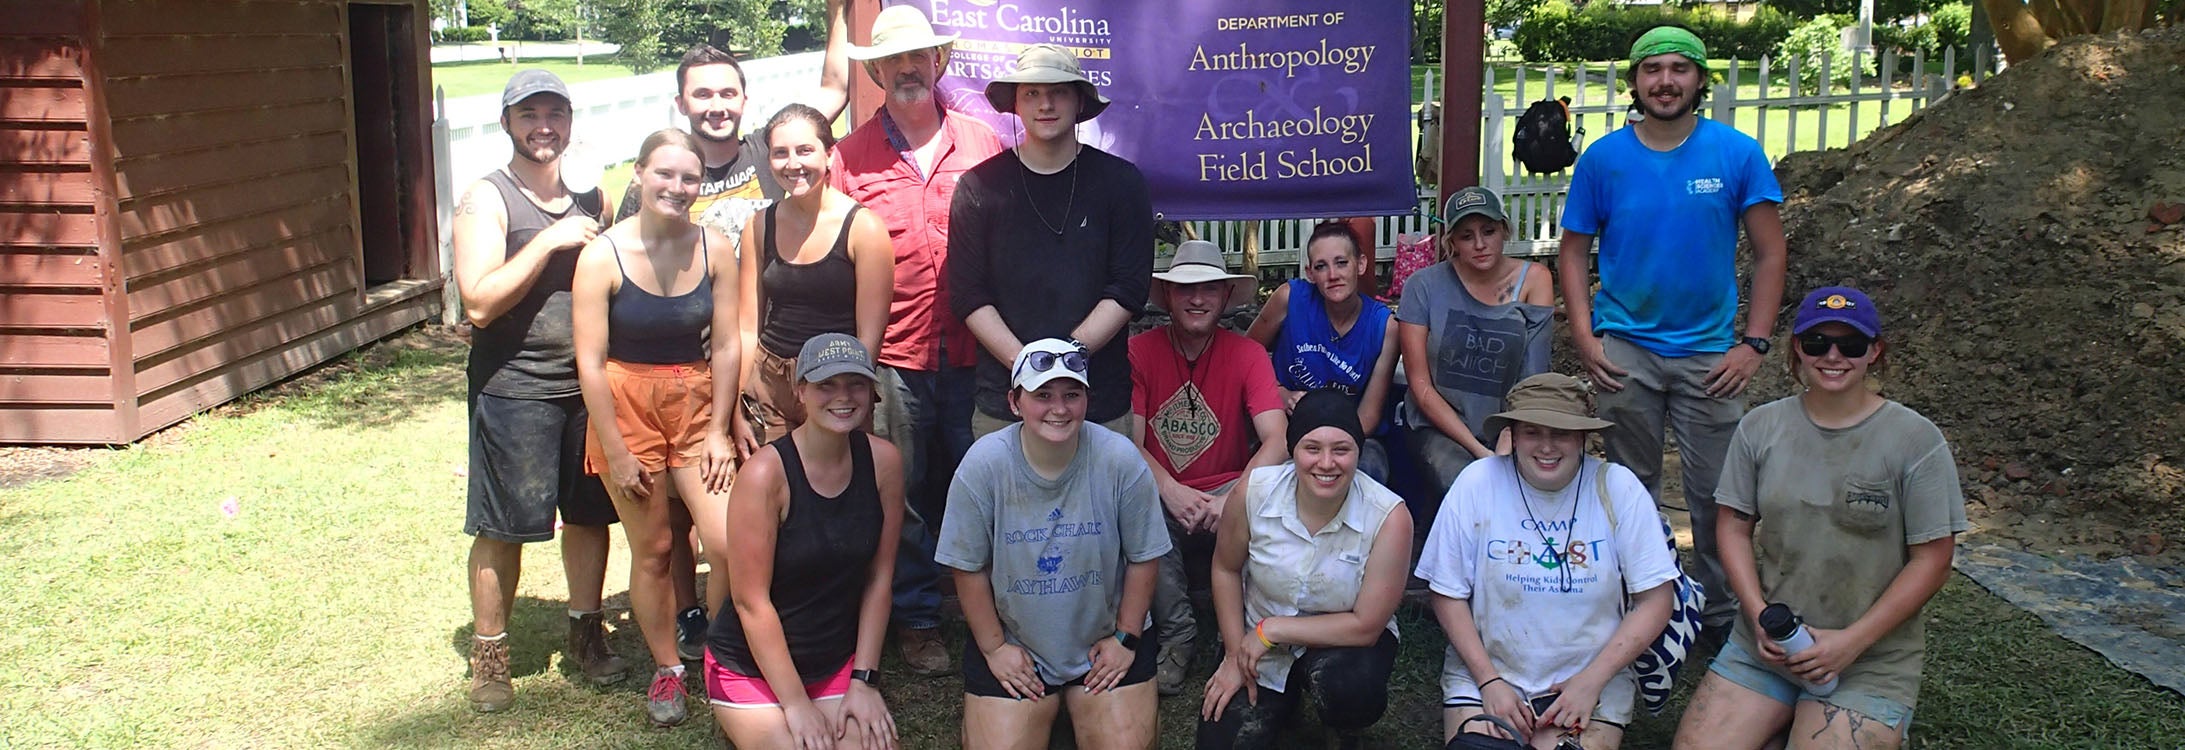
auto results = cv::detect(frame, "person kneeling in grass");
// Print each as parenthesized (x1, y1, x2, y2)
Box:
(1197, 390, 1412, 750)
(1422, 374, 1678, 749)
(937, 338, 1172, 750)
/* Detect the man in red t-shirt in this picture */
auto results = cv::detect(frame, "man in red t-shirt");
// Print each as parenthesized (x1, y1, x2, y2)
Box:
(830, 3, 1003, 680)
(1128, 239, 1288, 695)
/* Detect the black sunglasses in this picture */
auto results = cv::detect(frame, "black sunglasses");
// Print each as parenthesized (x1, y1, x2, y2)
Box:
(1797, 332, 1872, 358)
(1015, 349, 1088, 380)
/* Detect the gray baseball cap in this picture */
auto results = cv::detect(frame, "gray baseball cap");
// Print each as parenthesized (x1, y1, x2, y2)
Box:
(1440, 186, 1508, 226)
(501, 69, 571, 108)
(796, 333, 877, 383)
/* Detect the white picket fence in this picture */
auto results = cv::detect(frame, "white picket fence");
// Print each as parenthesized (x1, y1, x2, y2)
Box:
(1478, 46, 1993, 256)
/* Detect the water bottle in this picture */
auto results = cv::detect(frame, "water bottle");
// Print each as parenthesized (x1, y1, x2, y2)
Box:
(1758, 603, 1838, 697)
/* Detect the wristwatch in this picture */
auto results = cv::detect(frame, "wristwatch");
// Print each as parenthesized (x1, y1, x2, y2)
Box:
(1112, 629, 1141, 650)
(850, 668, 880, 687)
(1741, 336, 1772, 355)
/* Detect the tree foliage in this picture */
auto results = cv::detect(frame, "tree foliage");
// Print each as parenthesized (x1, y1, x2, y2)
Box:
(593, 0, 795, 73)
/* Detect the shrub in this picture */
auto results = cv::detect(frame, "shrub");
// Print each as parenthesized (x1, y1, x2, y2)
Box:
(437, 25, 490, 43)
(1513, 1, 1798, 63)
(1776, 15, 1857, 94)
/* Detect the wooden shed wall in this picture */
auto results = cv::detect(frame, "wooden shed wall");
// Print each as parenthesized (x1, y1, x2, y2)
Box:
(98, 0, 436, 437)
(0, 1, 127, 442)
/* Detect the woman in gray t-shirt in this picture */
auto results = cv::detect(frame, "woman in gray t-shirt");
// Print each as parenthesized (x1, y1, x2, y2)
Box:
(1396, 187, 1555, 498)
(936, 339, 1173, 748)
(1675, 286, 1967, 749)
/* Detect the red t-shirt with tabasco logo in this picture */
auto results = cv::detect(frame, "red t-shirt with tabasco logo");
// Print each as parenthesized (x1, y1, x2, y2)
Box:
(1129, 327, 1284, 493)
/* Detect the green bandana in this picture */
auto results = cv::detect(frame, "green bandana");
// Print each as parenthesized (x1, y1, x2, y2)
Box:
(1629, 26, 1709, 73)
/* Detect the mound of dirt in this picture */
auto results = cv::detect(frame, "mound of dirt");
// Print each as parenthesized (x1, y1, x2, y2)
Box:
(1756, 28, 2185, 563)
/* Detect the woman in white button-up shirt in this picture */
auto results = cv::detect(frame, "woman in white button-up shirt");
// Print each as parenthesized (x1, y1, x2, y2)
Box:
(1196, 390, 1412, 750)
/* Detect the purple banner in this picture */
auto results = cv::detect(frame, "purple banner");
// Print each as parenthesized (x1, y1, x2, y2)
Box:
(900, 0, 1415, 220)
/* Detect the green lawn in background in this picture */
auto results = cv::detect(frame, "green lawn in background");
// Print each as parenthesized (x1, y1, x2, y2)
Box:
(431, 56, 634, 99)
(2, 327, 2182, 748)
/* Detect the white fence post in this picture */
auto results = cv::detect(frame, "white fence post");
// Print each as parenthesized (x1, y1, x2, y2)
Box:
(432, 85, 461, 325)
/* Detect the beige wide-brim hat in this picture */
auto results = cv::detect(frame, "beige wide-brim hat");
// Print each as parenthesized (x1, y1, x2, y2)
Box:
(982, 43, 1111, 122)
(1150, 240, 1254, 313)
(848, 5, 957, 61)
(1482, 373, 1615, 438)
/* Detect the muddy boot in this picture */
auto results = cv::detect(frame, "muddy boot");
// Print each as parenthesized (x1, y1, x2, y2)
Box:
(468, 634, 514, 713)
(896, 624, 951, 677)
(1155, 642, 1193, 697)
(566, 611, 630, 685)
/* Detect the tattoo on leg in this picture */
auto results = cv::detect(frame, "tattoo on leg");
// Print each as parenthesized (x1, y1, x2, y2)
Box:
(1810, 703, 1874, 750)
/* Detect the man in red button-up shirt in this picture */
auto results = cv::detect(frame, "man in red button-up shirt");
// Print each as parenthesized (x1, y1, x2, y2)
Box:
(830, 4, 1003, 678)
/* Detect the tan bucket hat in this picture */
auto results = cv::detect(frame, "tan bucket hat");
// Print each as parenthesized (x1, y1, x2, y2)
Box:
(848, 5, 958, 61)
(1482, 373, 1615, 438)
(982, 43, 1111, 122)
(1150, 240, 1254, 313)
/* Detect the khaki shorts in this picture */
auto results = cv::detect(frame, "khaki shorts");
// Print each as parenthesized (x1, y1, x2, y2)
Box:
(585, 359, 712, 476)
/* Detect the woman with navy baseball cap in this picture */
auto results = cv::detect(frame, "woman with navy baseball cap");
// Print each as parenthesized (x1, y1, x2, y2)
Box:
(1675, 287, 1967, 749)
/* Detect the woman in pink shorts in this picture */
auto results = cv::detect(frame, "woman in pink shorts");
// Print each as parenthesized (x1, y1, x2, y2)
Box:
(709, 333, 905, 749)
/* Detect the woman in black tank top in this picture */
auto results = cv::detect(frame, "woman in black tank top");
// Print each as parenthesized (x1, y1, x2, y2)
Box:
(737, 104, 896, 444)
(571, 128, 749, 726)
(715, 333, 905, 749)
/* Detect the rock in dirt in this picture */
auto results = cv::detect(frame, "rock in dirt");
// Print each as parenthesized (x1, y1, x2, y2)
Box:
(1754, 28, 2185, 558)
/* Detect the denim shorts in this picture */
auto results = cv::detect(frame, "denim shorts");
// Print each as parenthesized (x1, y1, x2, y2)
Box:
(1709, 638, 1915, 730)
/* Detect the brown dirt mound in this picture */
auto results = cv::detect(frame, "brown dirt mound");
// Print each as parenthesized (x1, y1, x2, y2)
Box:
(1756, 28, 2185, 563)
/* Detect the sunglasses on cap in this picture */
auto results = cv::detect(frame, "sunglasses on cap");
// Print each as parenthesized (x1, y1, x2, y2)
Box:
(1797, 331, 1873, 358)
(1014, 349, 1088, 380)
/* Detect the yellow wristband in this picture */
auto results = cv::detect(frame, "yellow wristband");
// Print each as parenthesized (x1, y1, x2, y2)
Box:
(1255, 620, 1276, 649)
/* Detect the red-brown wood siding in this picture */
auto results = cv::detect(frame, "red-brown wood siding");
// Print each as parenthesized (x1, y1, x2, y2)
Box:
(98, 0, 438, 440)
(0, 1, 118, 441)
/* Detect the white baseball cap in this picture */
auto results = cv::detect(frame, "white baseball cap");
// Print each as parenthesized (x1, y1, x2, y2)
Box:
(1010, 338, 1090, 392)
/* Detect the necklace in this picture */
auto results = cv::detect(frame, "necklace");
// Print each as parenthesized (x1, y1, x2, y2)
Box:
(1168, 328, 1212, 415)
(1513, 458, 1583, 593)
(1019, 148, 1079, 236)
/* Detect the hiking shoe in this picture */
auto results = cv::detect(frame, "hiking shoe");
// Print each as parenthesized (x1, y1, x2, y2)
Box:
(674, 606, 708, 663)
(896, 624, 951, 677)
(468, 635, 514, 713)
(646, 667, 689, 727)
(1155, 643, 1193, 697)
(566, 612, 630, 685)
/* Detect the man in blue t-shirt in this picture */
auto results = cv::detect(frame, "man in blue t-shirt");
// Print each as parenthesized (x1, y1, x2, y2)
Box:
(1554, 26, 1787, 641)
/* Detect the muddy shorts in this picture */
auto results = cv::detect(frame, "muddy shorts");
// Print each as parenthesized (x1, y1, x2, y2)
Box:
(465, 391, 618, 543)
(743, 346, 805, 444)
(584, 360, 713, 476)
(962, 627, 1159, 699)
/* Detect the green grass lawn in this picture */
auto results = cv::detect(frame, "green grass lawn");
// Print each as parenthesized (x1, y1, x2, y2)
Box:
(431, 57, 634, 99)
(3, 326, 2181, 748)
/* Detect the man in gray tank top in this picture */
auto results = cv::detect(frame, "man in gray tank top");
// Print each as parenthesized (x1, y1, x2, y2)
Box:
(449, 70, 628, 715)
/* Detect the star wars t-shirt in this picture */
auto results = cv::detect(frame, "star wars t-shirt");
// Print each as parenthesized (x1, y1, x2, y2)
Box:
(616, 129, 780, 250)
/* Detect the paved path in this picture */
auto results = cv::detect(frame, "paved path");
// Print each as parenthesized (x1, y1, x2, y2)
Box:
(430, 41, 619, 64)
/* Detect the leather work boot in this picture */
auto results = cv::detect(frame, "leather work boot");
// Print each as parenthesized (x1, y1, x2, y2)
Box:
(566, 612, 630, 685)
(896, 624, 951, 677)
(468, 635, 514, 713)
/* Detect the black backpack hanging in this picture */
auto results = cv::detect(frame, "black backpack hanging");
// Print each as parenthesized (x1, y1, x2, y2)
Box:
(1512, 96, 1583, 174)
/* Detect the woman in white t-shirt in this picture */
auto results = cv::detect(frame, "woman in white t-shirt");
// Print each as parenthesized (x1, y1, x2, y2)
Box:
(1418, 373, 1677, 749)
(1198, 390, 1412, 750)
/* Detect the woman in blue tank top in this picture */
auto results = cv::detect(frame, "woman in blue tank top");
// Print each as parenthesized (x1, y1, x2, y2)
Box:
(1244, 221, 1399, 482)
(571, 128, 746, 726)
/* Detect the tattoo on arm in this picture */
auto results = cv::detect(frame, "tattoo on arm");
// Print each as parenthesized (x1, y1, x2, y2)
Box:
(1728, 508, 1756, 522)
(455, 193, 480, 216)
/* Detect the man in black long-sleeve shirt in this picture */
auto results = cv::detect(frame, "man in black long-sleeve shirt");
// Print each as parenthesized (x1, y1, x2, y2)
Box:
(950, 44, 1152, 437)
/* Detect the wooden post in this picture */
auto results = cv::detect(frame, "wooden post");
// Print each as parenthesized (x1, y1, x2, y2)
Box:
(846, 0, 884, 126)
(1241, 221, 1261, 281)
(1437, 0, 1484, 205)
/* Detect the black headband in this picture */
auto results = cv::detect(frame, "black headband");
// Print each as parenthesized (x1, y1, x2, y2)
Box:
(1286, 390, 1365, 452)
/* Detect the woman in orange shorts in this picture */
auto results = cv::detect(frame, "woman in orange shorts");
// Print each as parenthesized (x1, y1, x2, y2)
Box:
(573, 127, 747, 727)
